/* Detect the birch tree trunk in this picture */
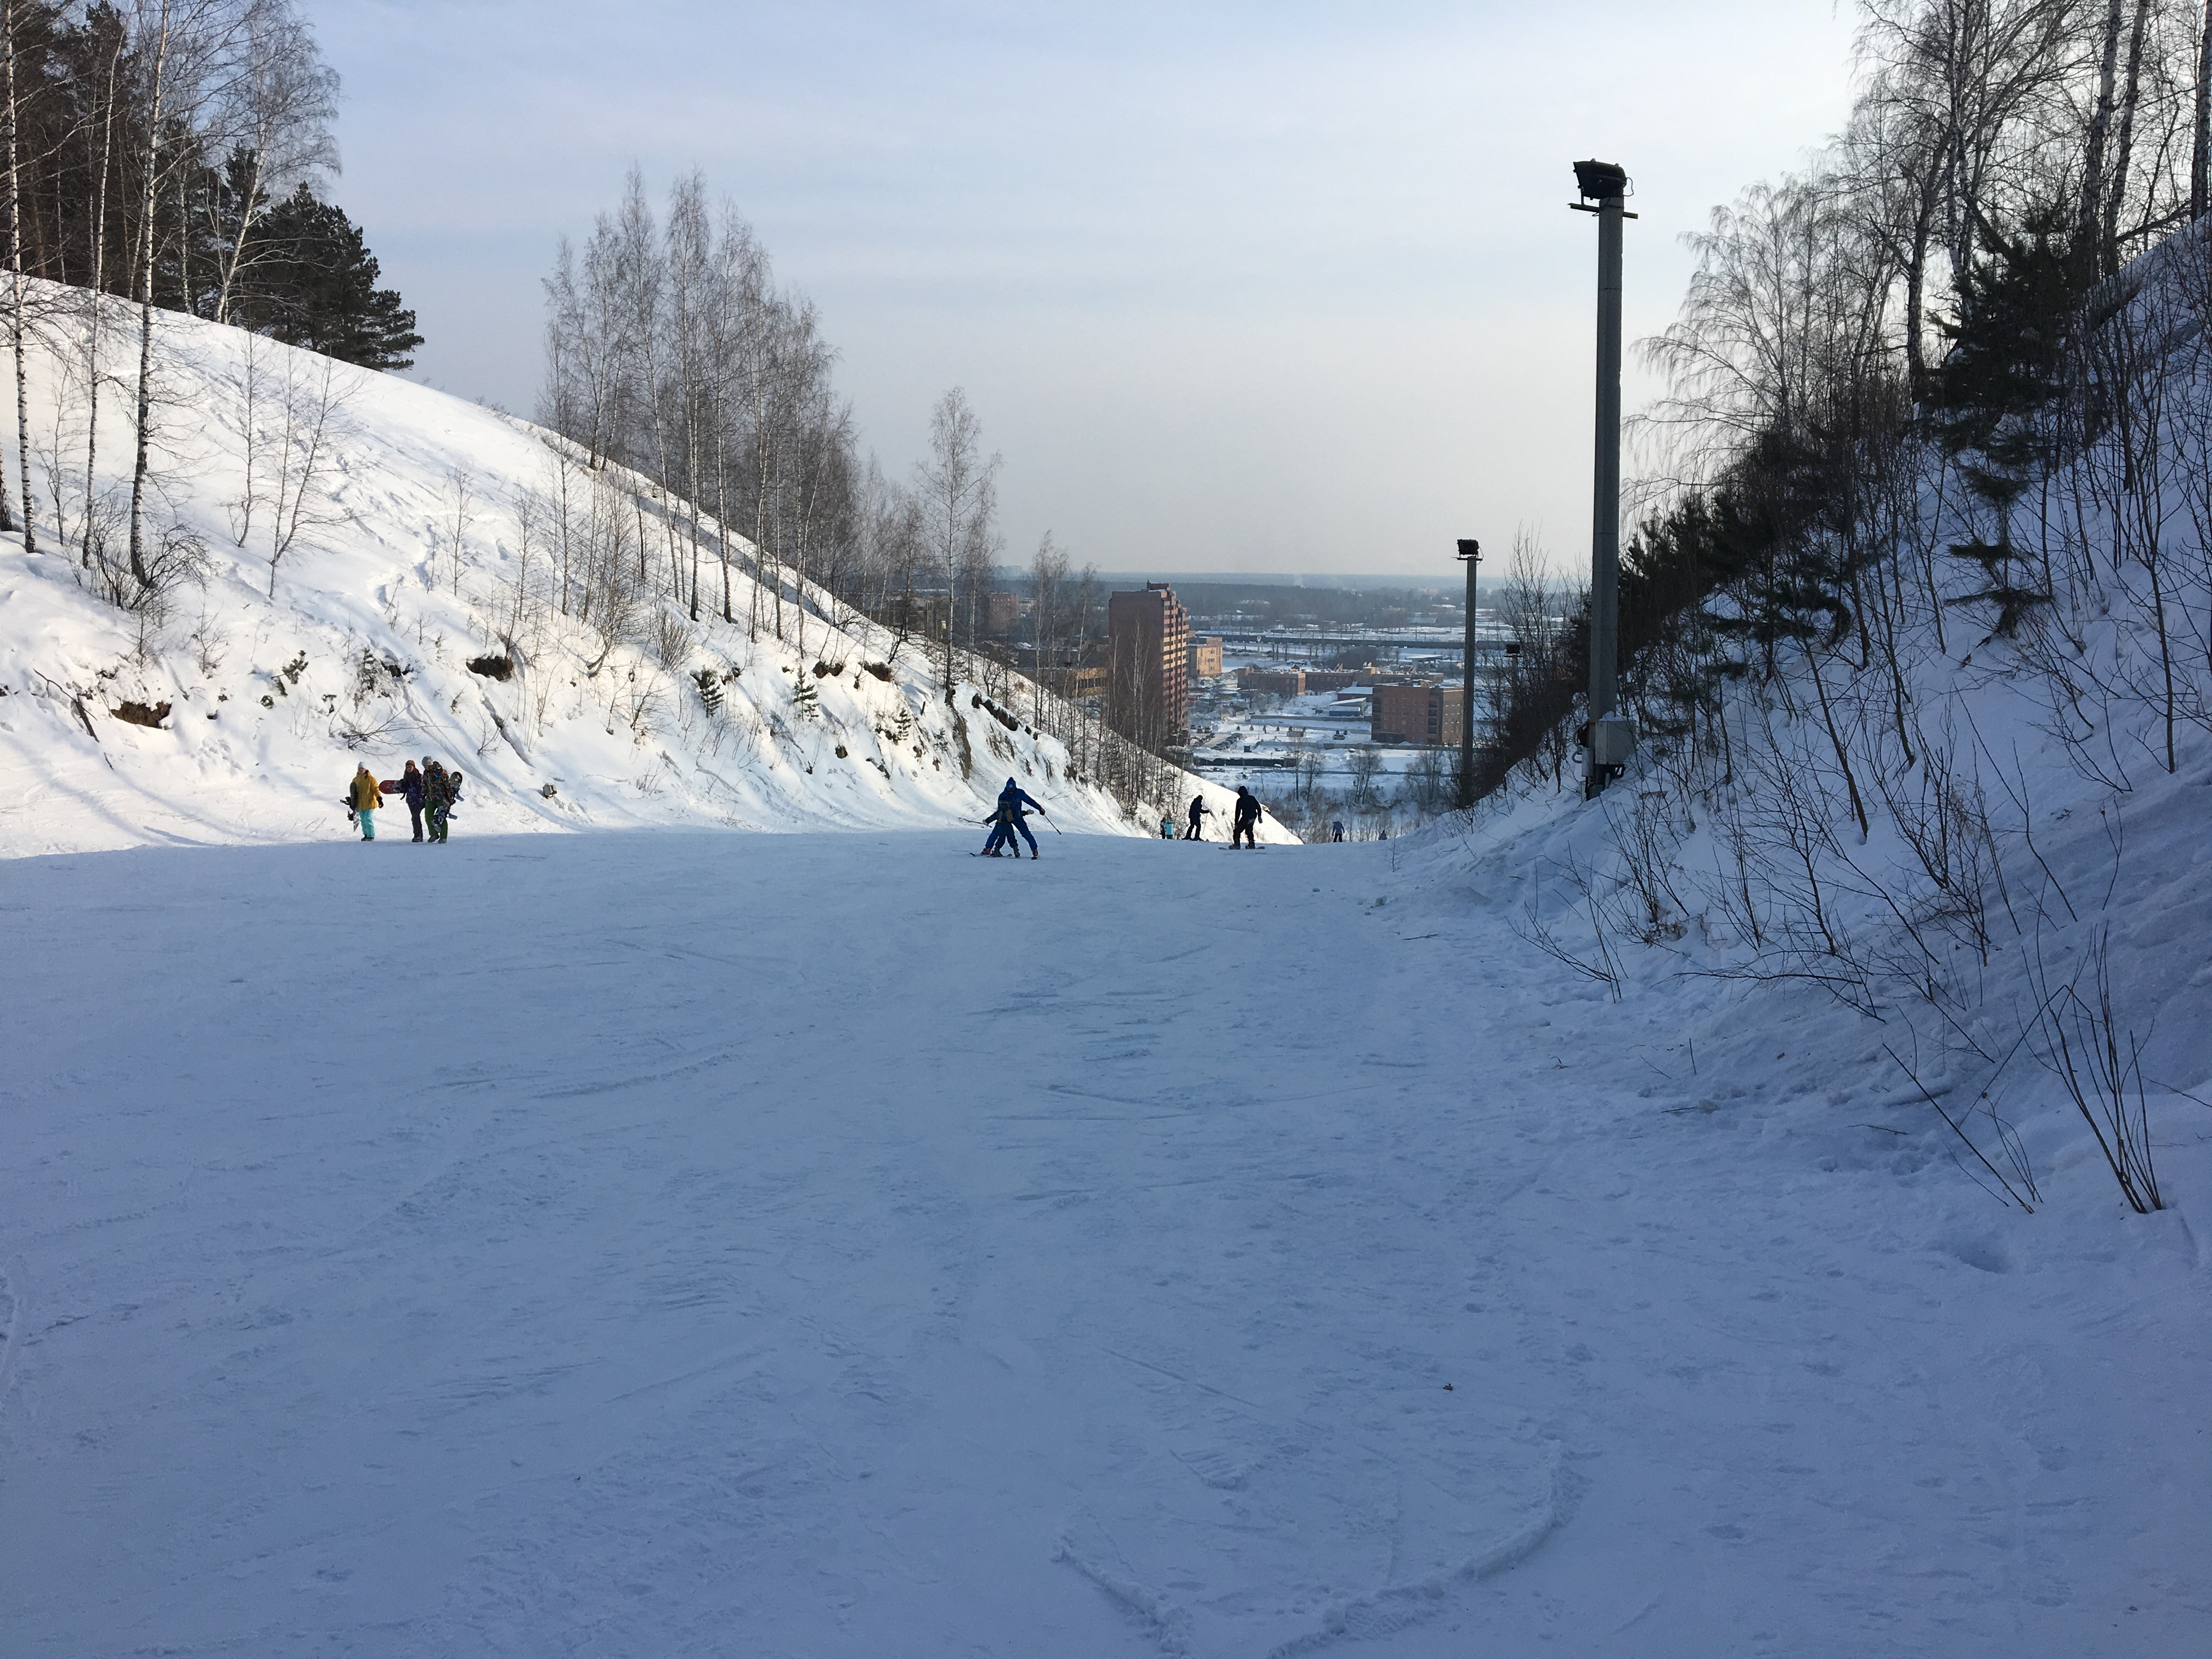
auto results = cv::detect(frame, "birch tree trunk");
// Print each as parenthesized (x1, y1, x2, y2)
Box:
(2192, 0, 2210, 222)
(83, 30, 123, 565)
(4, 0, 29, 543)
(2080, 0, 2127, 259)
(128, 0, 176, 591)
(2099, 0, 2152, 275)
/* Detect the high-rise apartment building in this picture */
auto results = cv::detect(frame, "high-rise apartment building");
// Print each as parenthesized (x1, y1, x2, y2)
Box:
(1107, 583, 1191, 746)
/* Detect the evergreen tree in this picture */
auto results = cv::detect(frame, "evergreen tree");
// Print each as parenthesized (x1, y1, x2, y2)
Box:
(230, 183, 421, 370)
(1926, 213, 2094, 515)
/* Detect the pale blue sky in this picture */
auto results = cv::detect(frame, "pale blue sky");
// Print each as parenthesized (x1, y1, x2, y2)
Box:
(300, 1, 1860, 577)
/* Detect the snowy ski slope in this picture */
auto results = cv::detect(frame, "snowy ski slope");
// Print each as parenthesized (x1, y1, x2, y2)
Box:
(2, 828, 2205, 1656)
(3, 242, 2210, 1656)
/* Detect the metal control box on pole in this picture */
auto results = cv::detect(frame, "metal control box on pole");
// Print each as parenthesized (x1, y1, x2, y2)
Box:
(1571, 159, 1635, 798)
(1455, 537, 1479, 808)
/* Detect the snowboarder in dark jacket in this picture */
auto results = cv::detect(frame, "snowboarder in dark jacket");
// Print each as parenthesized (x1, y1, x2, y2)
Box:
(383, 759, 428, 841)
(1232, 786, 1262, 849)
(981, 777, 1046, 858)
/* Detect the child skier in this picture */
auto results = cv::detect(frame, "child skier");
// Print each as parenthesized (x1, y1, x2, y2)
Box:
(980, 777, 1047, 859)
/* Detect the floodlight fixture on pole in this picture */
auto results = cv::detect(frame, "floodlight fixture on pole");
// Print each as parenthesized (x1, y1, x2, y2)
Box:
(1570, 158, 1637, 800)
(1455, 538, 1480, 809)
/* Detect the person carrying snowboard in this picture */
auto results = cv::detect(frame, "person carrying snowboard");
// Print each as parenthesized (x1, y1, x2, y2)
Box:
(1231, 785, 1263, 849)
(1184, 794, 1210, 840)
(382, 759, 428, 842)
(424, 759, 454, 843)
(981, 776, 1046, 859)
(346, 765, 383, 840)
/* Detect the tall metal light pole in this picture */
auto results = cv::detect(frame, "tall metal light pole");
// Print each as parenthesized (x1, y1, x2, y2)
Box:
(1455, 537, 1480, 808)
(1570, 159, 1636, 799)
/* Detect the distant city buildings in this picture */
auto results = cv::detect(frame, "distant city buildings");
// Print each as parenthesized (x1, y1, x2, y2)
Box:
(1041, 662, 1109, 701)
(985, 591, 1020, 635)
(1370, 682, 1464, 747)
(883, 591, 952, 641)
(1300, 669, 1365, 693)
(1188, 634, 1224, 679)
(1240, 668, 1306, 696)
(1107, 583, 1191, 747)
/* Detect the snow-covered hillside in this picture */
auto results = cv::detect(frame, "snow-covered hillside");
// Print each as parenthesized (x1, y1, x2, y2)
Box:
(1417, 218, 2212, 1237)
(0, 286, 1282, 856)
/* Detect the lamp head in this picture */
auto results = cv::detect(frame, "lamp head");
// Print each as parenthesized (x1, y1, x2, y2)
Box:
(1573, 159, 1629, 200)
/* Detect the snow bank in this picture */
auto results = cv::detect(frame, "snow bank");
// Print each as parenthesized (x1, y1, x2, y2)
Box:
(1403, 223, 2212, 1231)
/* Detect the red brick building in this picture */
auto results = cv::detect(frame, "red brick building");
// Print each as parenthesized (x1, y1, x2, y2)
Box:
(1370, 682, 1464, 747)
(1302, 669, 1366, 693)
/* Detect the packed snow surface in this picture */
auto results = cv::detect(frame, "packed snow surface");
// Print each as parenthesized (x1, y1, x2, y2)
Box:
(4, 828, 2205, 1656)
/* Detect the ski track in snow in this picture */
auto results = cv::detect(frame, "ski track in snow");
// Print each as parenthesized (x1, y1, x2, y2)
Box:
(2, 830, 2208, 1656)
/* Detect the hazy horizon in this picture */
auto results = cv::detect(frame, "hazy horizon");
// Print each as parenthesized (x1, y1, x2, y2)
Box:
(304, 2, 1859, 579)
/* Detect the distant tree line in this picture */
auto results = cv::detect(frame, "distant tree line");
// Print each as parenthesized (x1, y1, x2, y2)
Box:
(2, 1, 415, 365)
(540, 170, 1031, 668)
(538, 169, 1203, 817)
(1, 0, 416, 608)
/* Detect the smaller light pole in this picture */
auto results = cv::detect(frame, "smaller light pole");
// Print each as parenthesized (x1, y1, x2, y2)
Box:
(1455, 537, 1480, 808)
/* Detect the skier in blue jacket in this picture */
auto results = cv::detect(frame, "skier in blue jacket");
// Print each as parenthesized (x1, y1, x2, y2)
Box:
(981, 777, 1047, 858)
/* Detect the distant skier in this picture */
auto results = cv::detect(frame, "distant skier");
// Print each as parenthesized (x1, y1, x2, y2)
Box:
(1159, 814, 1176, 839)
(346, 765, 382, 841)
(1231, 786, 1262, 849)
(1331, 818, 1345, 843)
(1184, 795, 1210, 840)
(981, 776, 1046, 859)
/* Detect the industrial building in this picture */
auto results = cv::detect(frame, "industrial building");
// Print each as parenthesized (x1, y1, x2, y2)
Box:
(1370, 682, 1464, 747)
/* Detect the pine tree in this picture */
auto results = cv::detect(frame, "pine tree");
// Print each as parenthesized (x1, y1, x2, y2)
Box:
(1927, 215, 2094, 514)
(232, 184, 422, 370)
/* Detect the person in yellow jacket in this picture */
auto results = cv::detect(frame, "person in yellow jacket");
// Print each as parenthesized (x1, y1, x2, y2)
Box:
(347, 764, 383, 840)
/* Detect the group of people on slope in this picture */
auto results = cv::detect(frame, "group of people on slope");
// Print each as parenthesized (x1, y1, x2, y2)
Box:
(980, 777, 1048, 857)
(346, 757, 465, 843)
(1166, 786, 1266, 847)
